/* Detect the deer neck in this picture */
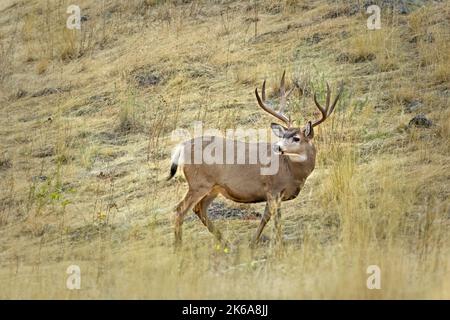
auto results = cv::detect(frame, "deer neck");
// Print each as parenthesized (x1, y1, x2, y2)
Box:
(282, 145, 316, 182)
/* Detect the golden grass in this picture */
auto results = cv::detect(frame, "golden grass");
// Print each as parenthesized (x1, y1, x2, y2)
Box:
(0, 0, 449, 299)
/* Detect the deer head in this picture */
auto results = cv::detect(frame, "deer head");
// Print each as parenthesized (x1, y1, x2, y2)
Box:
(255, 71, 343, 160)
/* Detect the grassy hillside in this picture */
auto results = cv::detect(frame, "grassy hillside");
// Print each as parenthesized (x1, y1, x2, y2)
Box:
(0, 0, 449, 298)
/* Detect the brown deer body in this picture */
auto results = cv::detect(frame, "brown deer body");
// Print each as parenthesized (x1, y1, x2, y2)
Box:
(168, 71, 343, 247)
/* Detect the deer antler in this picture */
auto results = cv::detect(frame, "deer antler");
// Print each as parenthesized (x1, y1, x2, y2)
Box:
(255, 70, 298, 127)
(311, 81, 343, 128)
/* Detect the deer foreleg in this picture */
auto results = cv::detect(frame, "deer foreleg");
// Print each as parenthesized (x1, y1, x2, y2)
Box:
(251, 203, 271, 247)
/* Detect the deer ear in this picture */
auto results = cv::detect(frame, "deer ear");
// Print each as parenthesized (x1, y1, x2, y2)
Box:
(271, 123, 286, 138)
(304, 121, 314, 138)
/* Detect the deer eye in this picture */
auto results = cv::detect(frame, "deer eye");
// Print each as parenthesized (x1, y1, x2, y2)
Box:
(293, 136, 300, 142)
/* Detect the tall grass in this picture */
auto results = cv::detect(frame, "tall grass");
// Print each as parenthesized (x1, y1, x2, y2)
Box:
(0, 0, 448, 299)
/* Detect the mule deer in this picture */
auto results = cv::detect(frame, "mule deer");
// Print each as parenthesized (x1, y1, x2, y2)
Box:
(167, 71, 343, 247)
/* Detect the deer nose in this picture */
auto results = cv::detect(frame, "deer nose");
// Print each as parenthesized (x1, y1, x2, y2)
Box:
(273, 144, 284, 154)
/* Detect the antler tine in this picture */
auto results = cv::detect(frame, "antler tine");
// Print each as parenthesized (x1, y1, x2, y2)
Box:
(255, 71, 301, 127)
(311, 81, 343, 128)
(279, 70, 298, 115)
(312, 92, 327, 127)
(325, 82, 331, 112)
(262, 79, 266, 101)
(327, 81, 344, 117)
(279, 71, 286, 112)
(255, 86, 290, 125)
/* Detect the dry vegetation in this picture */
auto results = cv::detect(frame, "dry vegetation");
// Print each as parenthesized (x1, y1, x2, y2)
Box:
(0, 0, 449, 299)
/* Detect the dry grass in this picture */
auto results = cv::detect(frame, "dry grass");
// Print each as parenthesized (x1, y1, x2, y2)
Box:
(0, 0, 449, 299)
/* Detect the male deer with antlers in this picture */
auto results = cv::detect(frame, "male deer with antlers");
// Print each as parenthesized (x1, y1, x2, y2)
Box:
(167, 71, 343, 248)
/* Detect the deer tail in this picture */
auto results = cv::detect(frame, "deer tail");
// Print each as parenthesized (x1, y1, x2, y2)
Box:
(167, 144, 183, 181)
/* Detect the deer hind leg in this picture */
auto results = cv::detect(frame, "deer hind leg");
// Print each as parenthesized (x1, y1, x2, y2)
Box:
(193, 192, 225, 243)
(174, 188, 210, 248)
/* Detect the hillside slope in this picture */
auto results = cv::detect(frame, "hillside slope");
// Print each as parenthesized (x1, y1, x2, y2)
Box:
(0, 0, 449, 298)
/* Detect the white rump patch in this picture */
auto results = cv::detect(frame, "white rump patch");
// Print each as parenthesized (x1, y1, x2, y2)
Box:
(171, 144, 185, 165)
